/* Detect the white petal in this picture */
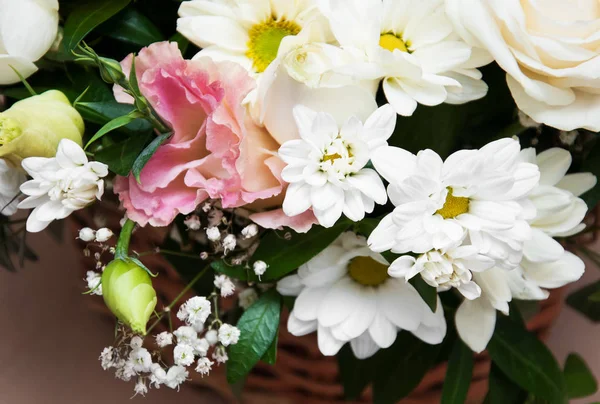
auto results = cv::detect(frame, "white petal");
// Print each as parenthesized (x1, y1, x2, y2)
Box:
(523, 228, 564, 263)
(276, 275, 304, 296)
(536, 148, 572, 187)
(317, 278, 356, 327)
(0, 0, 58, 61)
(56, 139, 87, 168)
(522, 251, 584, 289)
(312, 182, 343, 211)
(367, 214, 398, 252)
(455, 298, 496, 353)
(25, 206, 52, 233)
(0, 54, 38, 85)
(556, 173, 597, 197)
(287, 313, 318, 337)
(371, 146, 417, 185)
(347, 169, 387, 205)
(282, 182, 312, 217)
(314, 198, 344, 228)
(368, 312, 397, 349)
(293, 287, 328, 321)
(363, 104, 396, 149)
(387, 255, 416, 279)
(176, 16, 249, 51)
(383, 77, 418, 116)
(378, 279, 423, 331)
(350, 332, 380, 359)
(317, 324, 345, 356)
(342, 189, 366, 222)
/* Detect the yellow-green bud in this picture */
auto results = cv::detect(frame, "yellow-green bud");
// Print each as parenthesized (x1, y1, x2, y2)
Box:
(102, 259, 157, 335)
(0, 90, 84, 167)
(98, 57, 127, 85)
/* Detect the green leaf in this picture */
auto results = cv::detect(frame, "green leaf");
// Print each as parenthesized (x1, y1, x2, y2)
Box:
(94, 132, 152, 176)
(213, 220, 351, 283)
(75, 101, 152, 133)
(98, 8, 164, 46)
(253, 220, 352, 282)
(486, 363, 528, 404)
(227, 289, 281, 384)
(373, 331, 442, 403)
(85, 111, 144, 149)
(337, 344, 375, 400)
(261, 330, 278, 365)
(487, 315, 567, 404)
(63, 0, 132, 52)
(564, 353, 598, 399)
(566, 280, 600, 322)
(132, 132, 172, 183)
(409, 276, 438, 313)
(441, 339, 473, 404)
(129, 56, 140, 97)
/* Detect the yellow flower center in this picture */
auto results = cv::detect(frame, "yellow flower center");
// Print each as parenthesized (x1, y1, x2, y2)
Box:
(247, 18, 302, 73)
(379, 33, 409, 53)
(348, 256, 389, 287)
(322, 152, 342, 163)
(436, 188, 470, 219)
(0, 115, 22, 146)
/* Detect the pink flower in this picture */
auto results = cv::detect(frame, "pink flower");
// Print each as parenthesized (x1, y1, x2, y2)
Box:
(113, 42, 286, 227)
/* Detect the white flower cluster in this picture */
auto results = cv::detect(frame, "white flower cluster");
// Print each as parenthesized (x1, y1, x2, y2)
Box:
(19, 139, 108, 232)
(368, 140, 596, 353)
(100, 296, 240, 396)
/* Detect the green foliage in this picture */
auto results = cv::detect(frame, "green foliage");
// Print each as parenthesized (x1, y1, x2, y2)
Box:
(261, 330, 278, 365)
(94, 132, 153, 176)
(98, 8, 164, 47)
(566, 280, 600, 322)
(75, 101, 152, 134)
(85, 111, 144, 149)
(227, 289, 282, 384)
(563, 353, 598, 399)
(486, 364, 528, 404)
(213, 220, 351, 283)
(132, 133, 172, 183)
(441, 339, 473, 404)
(63, 0, 132, 52)
(487, 316, 567, 404)
(409, 276, 438, 313)
(337, 344, 377, 400)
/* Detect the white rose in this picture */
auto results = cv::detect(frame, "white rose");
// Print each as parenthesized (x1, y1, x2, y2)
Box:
(0, 0, 59, 85)
(446, 0, 600, 131)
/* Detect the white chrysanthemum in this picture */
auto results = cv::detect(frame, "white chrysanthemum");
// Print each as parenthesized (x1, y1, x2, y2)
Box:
(389, 245, 494, 300)
(455, 147, 596, 353)
(18, 139, 108, 233)
(277, 232, 446, 359)
(280, 105, 394, 227)
(0, 159, 25, 216)
(174, 344, 195, 367)
(319, 0, 491, 116)
(177, 296, 211, 327)
(177, 0, 322, 75)
(218, 324, 241, 347)
(369, 138, 540, 270)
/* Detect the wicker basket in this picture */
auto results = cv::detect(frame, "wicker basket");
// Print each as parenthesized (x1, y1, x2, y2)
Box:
(70, 200, 592, 404)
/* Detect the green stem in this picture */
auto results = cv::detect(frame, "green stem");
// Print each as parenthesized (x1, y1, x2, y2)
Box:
(145, 264, 211, 335)
(115, 219, 136, 260)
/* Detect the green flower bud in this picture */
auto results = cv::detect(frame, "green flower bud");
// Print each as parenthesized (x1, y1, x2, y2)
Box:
(98, 56, 127, 85)
(102, 259, 157, 335)
(0, 90, 84, 167)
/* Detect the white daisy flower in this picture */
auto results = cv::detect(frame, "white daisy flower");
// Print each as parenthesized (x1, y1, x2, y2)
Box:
(18, 139, 108, 233)
(277, 232, 446, 359)
(318, 0, 492, 116)
(177, 0, 322, 75)
(0, 159, 25, 216)
(455, 147, 596, 353)
(389, 245, 495, 300)
(369, 138, 540, 270)
(279, 104, 395, 227)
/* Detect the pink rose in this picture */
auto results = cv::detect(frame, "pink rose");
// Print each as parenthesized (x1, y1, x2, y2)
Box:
(113, 42, 287, 227)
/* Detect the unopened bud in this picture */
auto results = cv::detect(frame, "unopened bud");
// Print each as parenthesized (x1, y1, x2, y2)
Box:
(206, 227, 220, 242)
(98, 57, 127, 85)
(78, 227, 95, 242)
(95, 228, 114, 243)
(102, 259, 157, 335)
(253, 261, 268, 278)
(241, 224, 258, 239)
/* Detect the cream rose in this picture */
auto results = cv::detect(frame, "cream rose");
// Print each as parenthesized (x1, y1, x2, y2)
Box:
(446, 0, 600, 131)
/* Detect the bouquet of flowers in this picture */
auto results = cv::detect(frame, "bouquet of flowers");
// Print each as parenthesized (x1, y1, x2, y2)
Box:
(2, 0, 600, 402)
